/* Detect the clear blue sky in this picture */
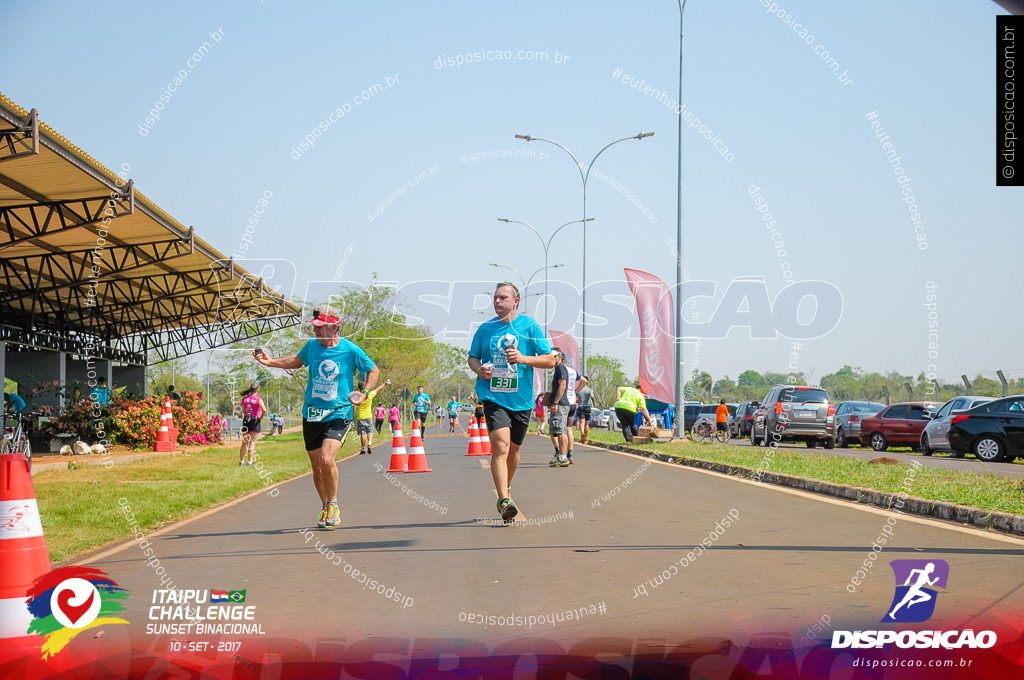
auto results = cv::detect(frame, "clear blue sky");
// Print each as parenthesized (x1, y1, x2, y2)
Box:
(4, 0, 1018, 388)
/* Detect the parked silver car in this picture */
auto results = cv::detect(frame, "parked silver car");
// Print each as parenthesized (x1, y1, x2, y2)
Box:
(833, 401, 885, 448)
(920, 395, 996, 456)
(595, 409, 612, 428)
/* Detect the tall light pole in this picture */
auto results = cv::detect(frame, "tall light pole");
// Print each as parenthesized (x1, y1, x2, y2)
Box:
(205, 350, 212, 414)
(514, 133, 654, 374)
(497, 218, 591, 337)
(674, 0, 687, 438)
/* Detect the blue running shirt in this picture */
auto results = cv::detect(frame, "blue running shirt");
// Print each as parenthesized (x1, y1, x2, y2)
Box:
(297, 338, 375, 422)
(469, 314, 551, 412)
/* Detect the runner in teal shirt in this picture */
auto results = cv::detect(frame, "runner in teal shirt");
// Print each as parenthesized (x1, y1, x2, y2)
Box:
(468, 283, 557, 522)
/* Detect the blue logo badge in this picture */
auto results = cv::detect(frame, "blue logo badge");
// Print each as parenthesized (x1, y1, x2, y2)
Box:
(882, 559, 949, 623)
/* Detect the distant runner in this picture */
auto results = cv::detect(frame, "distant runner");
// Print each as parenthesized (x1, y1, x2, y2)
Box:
(576, 378, 594, 445)
(447, 396, 460, 432)
(412, 386, 432, 429)
(355, 378, 390, 454)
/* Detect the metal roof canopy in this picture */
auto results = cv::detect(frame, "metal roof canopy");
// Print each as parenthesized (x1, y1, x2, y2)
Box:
(0, 93, 300, 365)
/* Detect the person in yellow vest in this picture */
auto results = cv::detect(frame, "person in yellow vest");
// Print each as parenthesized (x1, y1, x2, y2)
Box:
(614, 386, 654, 444)
(356, 378, 390, 454)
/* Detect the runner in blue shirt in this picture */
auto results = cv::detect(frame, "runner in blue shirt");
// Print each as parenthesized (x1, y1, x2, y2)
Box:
(255, 305, 379, 529)
(469, 282, 558, 522)
(412, 387, 432, 430)
(447, 396, 460, 432)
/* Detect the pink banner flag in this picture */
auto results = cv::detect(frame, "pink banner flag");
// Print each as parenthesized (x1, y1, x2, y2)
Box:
(547, 330, 580, 375)
(623, 268, 675, 404)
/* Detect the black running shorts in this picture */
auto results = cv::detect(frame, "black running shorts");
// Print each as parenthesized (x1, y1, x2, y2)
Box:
(242, 416, 261, 433)
(303, 418, 351, 451)
(482, 400, 531, 446)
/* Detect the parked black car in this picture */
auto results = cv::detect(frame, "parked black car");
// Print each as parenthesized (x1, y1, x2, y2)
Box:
(730, 401, 757, 438)
(751, 385, 835, 449)
(947, 395, 1024, 462)
(682, 403, 705, 431)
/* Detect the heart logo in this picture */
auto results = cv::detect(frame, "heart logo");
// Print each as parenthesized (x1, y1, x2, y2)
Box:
(56, 588, 95, 626)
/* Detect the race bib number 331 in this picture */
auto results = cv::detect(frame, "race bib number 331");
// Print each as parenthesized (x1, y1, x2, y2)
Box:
(490, 376, 518, 393)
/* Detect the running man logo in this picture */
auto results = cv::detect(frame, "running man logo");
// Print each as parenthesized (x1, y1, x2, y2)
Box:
(882, 559, 949, 623)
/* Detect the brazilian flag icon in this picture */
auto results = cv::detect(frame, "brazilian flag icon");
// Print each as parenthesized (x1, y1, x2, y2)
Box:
(228, 590, 246, 603)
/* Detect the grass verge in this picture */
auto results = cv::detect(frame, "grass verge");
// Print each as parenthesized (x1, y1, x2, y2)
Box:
(34, 432, 361, 563)
(584, 429, 1024, 517)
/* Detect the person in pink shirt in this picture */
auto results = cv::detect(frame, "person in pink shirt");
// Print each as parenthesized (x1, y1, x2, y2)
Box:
(388, 404, 400, 432)
(236, 383, 267, 466)
(374, 403, 386, 434)
(534, 394, 546, 435)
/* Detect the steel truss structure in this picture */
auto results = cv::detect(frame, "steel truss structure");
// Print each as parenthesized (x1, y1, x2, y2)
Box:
(0, 95, 300, 366)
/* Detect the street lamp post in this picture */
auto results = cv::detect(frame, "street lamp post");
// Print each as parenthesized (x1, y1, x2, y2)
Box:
(206, 351, 212, 414)
(489, 261, 565, 326)
(674, 0, 687, 438)
(514, 133, 654, 373)
(496, 218, 591, 337)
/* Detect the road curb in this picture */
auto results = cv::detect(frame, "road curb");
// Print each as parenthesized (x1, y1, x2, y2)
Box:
(588, 440, 1024, 537)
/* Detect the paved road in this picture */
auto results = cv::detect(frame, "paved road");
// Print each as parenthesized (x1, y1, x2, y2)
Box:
(724, 435, 1024, 479)
(80, 429, 1024, 653)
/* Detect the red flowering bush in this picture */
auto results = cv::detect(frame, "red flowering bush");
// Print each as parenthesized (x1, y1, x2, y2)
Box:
(110, 397, 160, 450)
(110, 391, 222, 450)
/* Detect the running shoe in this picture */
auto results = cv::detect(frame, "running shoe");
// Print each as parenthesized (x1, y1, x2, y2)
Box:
(567, 452, 574, 465)
(498, 498, 518, 522)
(239, 461, 244, 466)
(556, 456, 570, 467)
(325, 502, 341, 527)
(317, 505, 329, 528)
(367, 446, 372, 454)
(549, 454, 561, 467)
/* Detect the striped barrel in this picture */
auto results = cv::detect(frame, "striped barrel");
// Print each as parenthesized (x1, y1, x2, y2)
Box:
(0, 453, 49, 654)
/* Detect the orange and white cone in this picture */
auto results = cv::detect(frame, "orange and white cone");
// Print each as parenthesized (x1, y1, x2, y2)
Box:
(387, 422, 408, 473)
(405, 420, 432, 473)
(465, 417, 483, 456)
(164, 398, 178, 446)
(155, 412, 174, 452)
(164, 398, 175, 429)
(478, 417, 492, 455)
(0, 454, 51, 657)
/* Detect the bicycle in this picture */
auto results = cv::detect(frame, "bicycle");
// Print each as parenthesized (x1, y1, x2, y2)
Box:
(690, 419, 729, 444)
(1, 412, 33, 469)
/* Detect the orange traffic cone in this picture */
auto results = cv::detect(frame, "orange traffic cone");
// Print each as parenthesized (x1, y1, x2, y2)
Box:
(155, 411, 174, 452)
(465, 417, 483, 456)
(0, 454, 51, 657)
(478, 417, 492, 455)
(387, 422, 408, 472)
(405, 420, 432, 473)
(164, 398, 178, 445)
